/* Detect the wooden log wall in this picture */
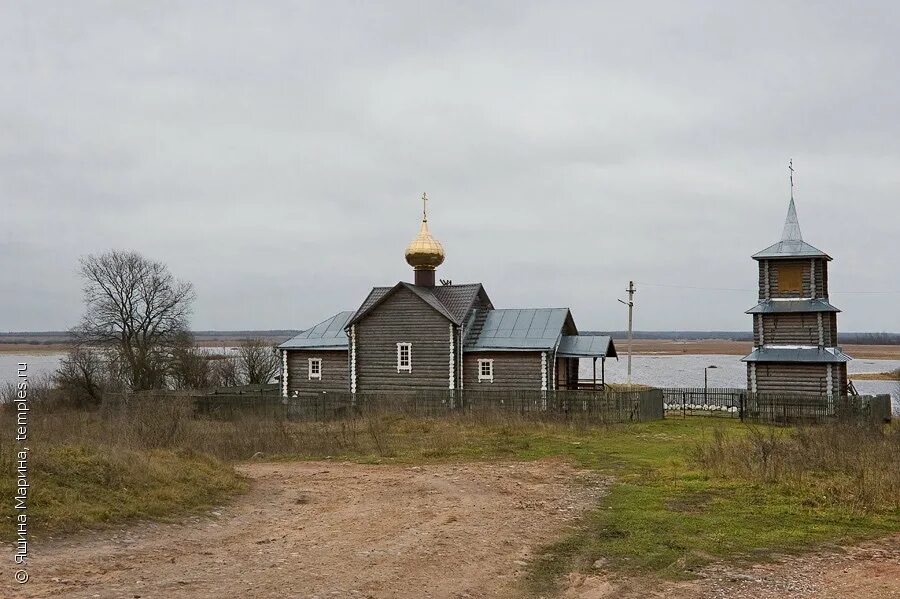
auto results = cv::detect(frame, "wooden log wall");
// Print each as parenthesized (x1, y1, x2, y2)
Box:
(462, 351, 542, 390)
(753, 312, 838, 346)
(758, 258, 829, 299)
(356, 286, 455, 391)
(751, 362, 830, 396)
(834, 363, 848, 396)
(287, 349, 349, 394)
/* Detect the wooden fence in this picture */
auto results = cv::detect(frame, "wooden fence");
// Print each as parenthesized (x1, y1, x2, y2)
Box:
(192, 388, 665, 424)
(660, 387, 892, 425)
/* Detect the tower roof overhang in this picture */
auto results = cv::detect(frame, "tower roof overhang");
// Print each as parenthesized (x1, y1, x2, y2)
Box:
(741, 347, 851, 363)
(746, 299, 840, 314)
(751, 240, 831, 260)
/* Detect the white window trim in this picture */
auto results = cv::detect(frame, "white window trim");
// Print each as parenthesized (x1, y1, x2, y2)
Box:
(477, 359, 494, 383)
(397, 342, 412, 373)
(308, 357, 322, 380)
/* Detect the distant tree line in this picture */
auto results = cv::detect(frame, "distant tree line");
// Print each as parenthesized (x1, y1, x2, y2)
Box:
(55, 250, 280, 407)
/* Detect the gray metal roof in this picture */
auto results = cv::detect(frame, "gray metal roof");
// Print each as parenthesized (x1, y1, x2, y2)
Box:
(746, 299, 841, 314)
(556, 335, 618, 358)
(752, 239, 830, 260)
(752, 198, 831, 260)
(741, 347, 851, 363)
(465, 308, 570, 351)
(278, 311, 353, 349)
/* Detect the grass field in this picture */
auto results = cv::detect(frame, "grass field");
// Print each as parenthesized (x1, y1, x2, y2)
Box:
(2, 401, 897, 593)
(0, 416, 246, 539)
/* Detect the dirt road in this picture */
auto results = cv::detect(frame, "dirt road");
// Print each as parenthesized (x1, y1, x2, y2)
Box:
(7, 459, 898, 599)
(8, 460, 604, 599)
(563, 536, 900, 599)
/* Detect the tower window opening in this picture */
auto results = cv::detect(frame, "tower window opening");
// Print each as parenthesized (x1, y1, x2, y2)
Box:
(778, 264, 803, 293)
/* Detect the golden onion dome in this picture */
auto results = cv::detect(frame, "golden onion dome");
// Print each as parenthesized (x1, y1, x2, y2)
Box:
(404, 193, 445, 270)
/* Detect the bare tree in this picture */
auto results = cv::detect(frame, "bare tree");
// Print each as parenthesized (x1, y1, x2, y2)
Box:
(55, 346, 108, 406)
(209, 355, 241, 388)
(74, 250, 195, 391)
(168, 331, 211, 390)
(237, 338, 279, 385)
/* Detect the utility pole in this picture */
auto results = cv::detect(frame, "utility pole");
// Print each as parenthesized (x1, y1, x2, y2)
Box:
(618, 281, 636, 386)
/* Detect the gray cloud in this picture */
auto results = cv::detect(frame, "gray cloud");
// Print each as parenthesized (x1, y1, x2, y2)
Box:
(2, 1, 898, 332)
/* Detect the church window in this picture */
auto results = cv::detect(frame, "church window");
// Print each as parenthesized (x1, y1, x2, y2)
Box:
(478, 359, 494, 382)
(308, 358, 322, 380)
(397, 343, 412, 372)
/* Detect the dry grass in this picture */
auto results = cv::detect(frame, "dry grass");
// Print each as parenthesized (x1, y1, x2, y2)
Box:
(694, 422, 900, 513)
(2, 396, 898, 584)
(851, 369, 900, 381)
(5, 398, 592, 462)
(0, 398, 246, 539)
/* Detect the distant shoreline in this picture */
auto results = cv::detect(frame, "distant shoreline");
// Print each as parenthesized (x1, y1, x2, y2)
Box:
(3, 338, 899, 361)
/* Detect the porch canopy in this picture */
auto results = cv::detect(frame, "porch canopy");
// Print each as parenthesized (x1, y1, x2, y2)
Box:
(556, 335, 617, 390)
(556, 335, 617, 359)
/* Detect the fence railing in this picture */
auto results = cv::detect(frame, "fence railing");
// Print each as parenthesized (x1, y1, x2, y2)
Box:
(191, 388, 665, 424)
(660, 387, 892, 425)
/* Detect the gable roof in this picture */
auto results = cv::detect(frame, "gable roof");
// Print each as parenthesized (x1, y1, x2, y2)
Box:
(404, 283, 457, 322)
(354, 286, 392, 319)
(432, 283, 489, 323)
(346, 282, 490, 328)
(464, 308, 572, 351)
(278, 311, 353, 349)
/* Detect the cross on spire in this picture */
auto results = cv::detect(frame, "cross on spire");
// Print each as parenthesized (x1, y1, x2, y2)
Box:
(789, 159, 795, 200)
(422, 192, 428, 222)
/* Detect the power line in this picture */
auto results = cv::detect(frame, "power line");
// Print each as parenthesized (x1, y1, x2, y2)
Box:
(636, 282, 753, 292)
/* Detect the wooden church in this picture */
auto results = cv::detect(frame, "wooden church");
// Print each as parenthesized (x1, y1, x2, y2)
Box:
(278, 195, 617, 397)
(742, 192, 851, 397)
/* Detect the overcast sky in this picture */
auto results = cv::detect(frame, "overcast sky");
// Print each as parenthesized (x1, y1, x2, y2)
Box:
(2, 2, 898, 333)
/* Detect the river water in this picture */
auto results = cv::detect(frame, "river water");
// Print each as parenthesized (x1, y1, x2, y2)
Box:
(3, 351, 898, 413)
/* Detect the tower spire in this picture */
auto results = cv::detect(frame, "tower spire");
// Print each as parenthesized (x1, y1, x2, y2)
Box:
(781, 160, 803, 241)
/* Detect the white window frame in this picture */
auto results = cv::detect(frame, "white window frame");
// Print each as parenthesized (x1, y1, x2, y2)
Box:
(308, 357, 322, 380)
(397, 342, 412, 373)
(478, 359, 494, 383)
